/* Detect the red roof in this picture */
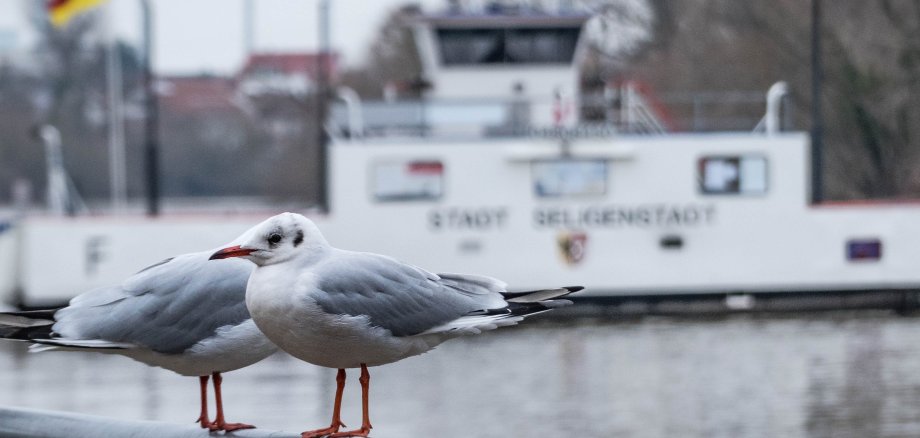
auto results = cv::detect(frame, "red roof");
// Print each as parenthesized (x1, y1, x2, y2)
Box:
(238, 52, 339, 81)
(157, 76, 239, 113)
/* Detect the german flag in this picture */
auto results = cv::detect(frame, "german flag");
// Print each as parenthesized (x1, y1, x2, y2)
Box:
(48, 0, 106, 28)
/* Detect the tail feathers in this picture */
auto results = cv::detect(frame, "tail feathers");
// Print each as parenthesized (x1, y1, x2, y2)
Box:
(507, 299, 572, 317)
(419, 286, 583, 337)
(501, 285, 582, 318)
(0, 310, 58, 328)
(419, 314, 524, 336)
(502, 286, 583, 303)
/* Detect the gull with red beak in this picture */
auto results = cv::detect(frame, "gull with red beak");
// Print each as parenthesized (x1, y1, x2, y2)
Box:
(0, 250, 277, 432)
(211, 212, 582, 438)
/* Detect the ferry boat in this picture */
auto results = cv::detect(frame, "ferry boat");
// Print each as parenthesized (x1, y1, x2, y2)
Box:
(2, 5, 919, 310)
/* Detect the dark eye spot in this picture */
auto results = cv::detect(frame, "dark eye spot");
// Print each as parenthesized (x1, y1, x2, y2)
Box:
(268, 233, 282, 245)
(293, 230, 304, 247)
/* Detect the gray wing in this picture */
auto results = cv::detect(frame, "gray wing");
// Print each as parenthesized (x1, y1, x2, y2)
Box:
(311, 251, 508, 337)
(52, 251, 254, 354)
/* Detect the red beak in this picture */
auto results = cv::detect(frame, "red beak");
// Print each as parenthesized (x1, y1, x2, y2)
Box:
(209, 245, 255, 260)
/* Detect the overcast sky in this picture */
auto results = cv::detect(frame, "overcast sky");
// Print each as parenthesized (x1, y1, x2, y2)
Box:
(0, 0, 442, 75)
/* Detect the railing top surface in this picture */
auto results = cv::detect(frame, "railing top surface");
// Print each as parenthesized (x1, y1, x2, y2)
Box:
(0, 406, 299, 438)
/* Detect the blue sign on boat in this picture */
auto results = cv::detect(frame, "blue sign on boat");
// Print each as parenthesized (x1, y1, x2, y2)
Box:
(847, 239, 882, 261)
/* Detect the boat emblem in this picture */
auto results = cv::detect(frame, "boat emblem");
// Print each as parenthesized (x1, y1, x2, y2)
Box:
(557, 231, 587, 265)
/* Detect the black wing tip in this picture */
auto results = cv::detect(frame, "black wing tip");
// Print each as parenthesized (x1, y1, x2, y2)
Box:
(0, 325, 54, 341)
(564, 286, 585, 294)
(0, 310, 58, 330)
(1, 309, 60, 319)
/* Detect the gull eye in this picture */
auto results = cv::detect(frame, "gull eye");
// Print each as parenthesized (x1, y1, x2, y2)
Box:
(268, 233, 283, 244)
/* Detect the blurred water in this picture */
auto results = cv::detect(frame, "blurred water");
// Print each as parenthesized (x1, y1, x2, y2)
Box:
(3, 312, 920, 438)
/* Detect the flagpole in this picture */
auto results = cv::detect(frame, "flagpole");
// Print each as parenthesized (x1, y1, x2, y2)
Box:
(316, 0, 330, 212)
(141, 0, 160, 216)
(105, 3, 127, 213)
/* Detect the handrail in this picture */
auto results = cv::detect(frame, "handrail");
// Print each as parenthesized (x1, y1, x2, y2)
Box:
(764, 81, 788, 136)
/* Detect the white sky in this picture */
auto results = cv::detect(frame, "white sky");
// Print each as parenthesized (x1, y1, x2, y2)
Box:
(0, 0, 443, 75)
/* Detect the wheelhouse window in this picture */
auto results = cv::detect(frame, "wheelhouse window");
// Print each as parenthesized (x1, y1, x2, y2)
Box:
(372, 160, 444, 202)
(437, 27, 581, 66)
(532, 159, 607, 198)
(698, 155, 768, 195)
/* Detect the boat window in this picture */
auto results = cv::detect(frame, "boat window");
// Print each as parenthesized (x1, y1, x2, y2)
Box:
(698, 155, 768, 195)
(372, 160, 444, 202)
(532, 159, 607, 198)
(437, 27, 580, 66)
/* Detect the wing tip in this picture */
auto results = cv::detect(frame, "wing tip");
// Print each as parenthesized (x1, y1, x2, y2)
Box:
(31, 339, 132, 350)
(542, 299, 573, 308)
(505, 286, 583, 304)
(0, 310, 58, 328)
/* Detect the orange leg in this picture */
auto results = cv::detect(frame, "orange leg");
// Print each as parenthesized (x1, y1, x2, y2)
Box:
(302, 368, 348, 438)
(210, 372, 256, 432)
(328, 364, 372, 438)
(195, 375, 212, 429)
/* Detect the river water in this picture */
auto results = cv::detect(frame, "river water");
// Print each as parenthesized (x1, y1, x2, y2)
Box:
(3, 311, 920, 438)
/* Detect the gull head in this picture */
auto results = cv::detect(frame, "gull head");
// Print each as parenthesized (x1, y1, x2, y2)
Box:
(209, 212, 327, 266)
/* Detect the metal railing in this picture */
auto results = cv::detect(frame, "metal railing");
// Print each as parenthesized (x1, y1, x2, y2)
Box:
(0, 406, 298, 438)
(328, 84, 780, 140)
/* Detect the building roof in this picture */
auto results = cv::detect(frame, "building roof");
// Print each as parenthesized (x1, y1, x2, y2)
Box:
(157, 75, 240, 114)
(238, 52, 339, 81)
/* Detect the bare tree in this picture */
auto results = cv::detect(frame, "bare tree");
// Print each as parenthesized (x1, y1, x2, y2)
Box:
(340, 5, 425, 99)
(625, 0, 920, 200)
(0, 7, 116, 204)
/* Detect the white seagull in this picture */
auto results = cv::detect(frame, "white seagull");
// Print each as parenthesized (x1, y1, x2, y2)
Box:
(210, 212, 581, 438)
(0, 251, 278, 432)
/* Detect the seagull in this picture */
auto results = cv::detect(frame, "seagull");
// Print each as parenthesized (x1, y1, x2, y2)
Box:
(210, 212, 581, 438)
(0, 250, 278, 432)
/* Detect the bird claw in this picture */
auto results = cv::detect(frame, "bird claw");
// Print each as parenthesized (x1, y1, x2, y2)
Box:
(326, 426, 371, 438)
(222, 422, 256, 432)
(301, 428, 336, 438)
(301, 422, 346, 438)
(196, 417, 212, 429)
(209, 421, 256, 432)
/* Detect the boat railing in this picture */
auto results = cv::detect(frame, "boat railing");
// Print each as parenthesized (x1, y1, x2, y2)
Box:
(328, 85, 775, 140)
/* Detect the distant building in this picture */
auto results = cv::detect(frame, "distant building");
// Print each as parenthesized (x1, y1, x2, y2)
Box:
(233, 52, 338, 141)
(158, 75, 240, 114)
(237, 52, 339, 97)
(156, 75, 249, 148)
(154, 52, 340, 147)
